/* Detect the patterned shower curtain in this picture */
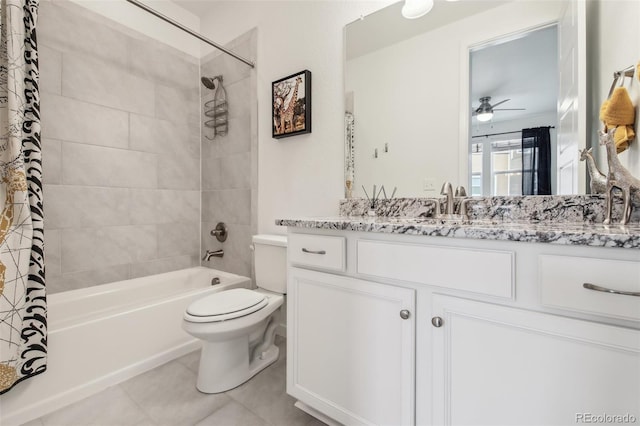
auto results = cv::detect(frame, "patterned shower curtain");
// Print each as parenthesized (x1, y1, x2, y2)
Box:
(0, 0, 46, 394)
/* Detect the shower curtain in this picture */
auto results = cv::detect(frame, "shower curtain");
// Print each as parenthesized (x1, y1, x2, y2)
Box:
(0, 0, 46, 394)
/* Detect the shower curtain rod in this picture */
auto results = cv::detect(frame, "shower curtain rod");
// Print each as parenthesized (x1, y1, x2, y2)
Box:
(125, 0, 255, 68)
(471, 126, 555, 139)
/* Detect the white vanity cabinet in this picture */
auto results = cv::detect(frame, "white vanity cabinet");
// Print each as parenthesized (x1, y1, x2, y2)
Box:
(284, 228, 640, 426)
(287, 267, 416, 426)
(286, 231, 416, 425)
(431, 295, 640, 426)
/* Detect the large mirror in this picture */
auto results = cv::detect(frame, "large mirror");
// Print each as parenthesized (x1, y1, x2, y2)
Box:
(345, 0, 640, 198)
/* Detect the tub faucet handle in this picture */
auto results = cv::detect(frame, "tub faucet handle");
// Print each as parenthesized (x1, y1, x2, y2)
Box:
(210, 222, 228, 242)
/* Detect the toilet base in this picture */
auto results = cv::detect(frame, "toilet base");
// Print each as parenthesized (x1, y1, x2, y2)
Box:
(196, 337, 279, 394)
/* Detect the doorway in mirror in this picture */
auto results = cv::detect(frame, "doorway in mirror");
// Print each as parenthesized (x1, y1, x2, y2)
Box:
(469, 24, 559, 196)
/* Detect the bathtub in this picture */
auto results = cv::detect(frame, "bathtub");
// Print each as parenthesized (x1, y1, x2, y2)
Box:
(0, 267, 251, 426)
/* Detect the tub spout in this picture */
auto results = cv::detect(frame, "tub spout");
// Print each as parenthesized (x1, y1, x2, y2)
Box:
(203, 249, 224, 261)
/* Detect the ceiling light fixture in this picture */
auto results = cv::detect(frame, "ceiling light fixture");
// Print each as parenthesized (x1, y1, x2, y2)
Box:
(476, 111, 493, 122)
(475, 96, 494, 122)
(401, 0, 434, 19)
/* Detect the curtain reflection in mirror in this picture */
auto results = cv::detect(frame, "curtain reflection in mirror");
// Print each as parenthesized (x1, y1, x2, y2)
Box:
(522, 127, 552, 195)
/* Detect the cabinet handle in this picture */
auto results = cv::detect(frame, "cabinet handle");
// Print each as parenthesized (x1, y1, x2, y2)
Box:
(583, 283, 640, 297)
(302, 248, 326, 255)
(431, 316, 443, 327)
(400, 310, 411, 320)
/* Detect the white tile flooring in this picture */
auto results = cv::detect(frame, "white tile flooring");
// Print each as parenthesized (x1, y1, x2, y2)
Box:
(23, 338, 326, 426)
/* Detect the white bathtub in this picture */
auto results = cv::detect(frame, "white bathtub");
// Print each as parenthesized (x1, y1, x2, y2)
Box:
(0, 267, 251, 426)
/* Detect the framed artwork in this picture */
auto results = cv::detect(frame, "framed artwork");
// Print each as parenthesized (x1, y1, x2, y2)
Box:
(272, 70, 311, 139)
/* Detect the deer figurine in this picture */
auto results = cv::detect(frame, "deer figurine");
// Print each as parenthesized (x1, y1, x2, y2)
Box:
(579, 147, 608, 194)
(599, 129, 640, 225)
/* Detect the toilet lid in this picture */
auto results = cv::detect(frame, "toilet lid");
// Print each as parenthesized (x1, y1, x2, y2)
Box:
(186, 288, 268, 322)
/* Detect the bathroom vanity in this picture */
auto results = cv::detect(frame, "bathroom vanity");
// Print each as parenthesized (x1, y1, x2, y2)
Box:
(277, 216, 640, 426)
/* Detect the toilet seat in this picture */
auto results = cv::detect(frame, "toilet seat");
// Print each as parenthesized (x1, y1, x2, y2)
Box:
(185, 288, 269, 323)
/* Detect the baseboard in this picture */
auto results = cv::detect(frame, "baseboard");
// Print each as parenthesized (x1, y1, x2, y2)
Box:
(3, 339, 201, 426)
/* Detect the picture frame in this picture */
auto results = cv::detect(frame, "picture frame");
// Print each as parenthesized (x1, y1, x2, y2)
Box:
(272, 70, 311, 139)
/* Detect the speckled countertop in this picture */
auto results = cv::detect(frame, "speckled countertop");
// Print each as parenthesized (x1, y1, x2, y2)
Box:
(275, 216, 640, 249)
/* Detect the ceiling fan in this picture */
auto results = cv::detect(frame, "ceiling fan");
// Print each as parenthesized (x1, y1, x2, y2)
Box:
(473, 96, 525, 122)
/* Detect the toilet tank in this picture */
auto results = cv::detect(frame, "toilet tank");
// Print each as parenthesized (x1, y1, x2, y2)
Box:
(253, 234, 287, 294)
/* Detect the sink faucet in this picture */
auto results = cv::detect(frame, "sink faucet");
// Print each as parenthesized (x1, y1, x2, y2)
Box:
(202, 249, 224, 261)
(440, 182, 454, 216)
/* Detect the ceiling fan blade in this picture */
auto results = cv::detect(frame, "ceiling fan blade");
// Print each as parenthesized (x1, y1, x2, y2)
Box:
(490, 99, 511, 108)
(493, 108, 526, 111)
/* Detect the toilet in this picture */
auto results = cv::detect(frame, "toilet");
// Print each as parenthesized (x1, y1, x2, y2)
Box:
(182, 234, 287, 393)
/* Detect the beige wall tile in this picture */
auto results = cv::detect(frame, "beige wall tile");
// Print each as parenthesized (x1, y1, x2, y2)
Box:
(211, 116, 252, 157)
(201, 190, 221, 221)
(62, 142, 158, 188)
(38, 1, 129, 68)
(155, 84, 199, 125)
(157, 222, 200, 258)
(130, 255, 194, 279)
(44, 228, 61, 278)
(44, 185, 130, 229)
(129, 189, 200, 225)
(39, 44, 62, 95)
(62, 53, 154, 115)
(41, 94, 128, 149)
(201, 157, 221, 191)
(42, 138, 62, 184)
(218, 189, 251, 225)
(130, 114, 199, 158)
(46, 264, 131, 294)
(226, 78, 251, 120)
(220, 152, 251, 189)
(128, 38, 199, 91)
(61, 225, 157, 273)
(158, 152, 199, 190)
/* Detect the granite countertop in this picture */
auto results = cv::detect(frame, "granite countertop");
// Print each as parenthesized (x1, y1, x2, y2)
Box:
(275, 216, 640, 249)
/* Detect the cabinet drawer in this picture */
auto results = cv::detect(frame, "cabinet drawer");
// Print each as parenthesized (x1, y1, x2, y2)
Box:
(288, 233, 346, 272)
(539, 255, 640, 321)
(357, 240, 513, 298)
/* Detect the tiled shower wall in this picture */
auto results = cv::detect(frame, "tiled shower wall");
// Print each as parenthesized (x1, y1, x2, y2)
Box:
(200, 30, 258, 279)
(40, 1, 202, 293)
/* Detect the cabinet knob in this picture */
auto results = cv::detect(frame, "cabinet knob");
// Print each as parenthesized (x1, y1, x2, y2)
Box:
(399, 309, 411, 320)
(431, 316, 443, 327)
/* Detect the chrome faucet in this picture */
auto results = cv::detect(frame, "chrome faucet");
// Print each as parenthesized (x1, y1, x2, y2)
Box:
(202, 249, 224, 261)
(440, 182, 454, 216)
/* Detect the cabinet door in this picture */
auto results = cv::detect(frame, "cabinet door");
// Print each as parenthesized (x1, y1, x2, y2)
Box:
(432, 295, 640, 426)
(288, 267, 416, 426)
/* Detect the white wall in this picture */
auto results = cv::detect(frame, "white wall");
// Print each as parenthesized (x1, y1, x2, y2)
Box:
(589, 0, 640, 177)
(196, 1, 393, 234)
(346, 26, 460, 197)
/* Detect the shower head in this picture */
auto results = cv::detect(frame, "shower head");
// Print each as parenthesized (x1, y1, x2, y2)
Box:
(201, 75, 222, 90)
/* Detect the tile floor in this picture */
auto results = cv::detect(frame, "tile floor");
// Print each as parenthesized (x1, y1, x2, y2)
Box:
(23, 338, 326, 426)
